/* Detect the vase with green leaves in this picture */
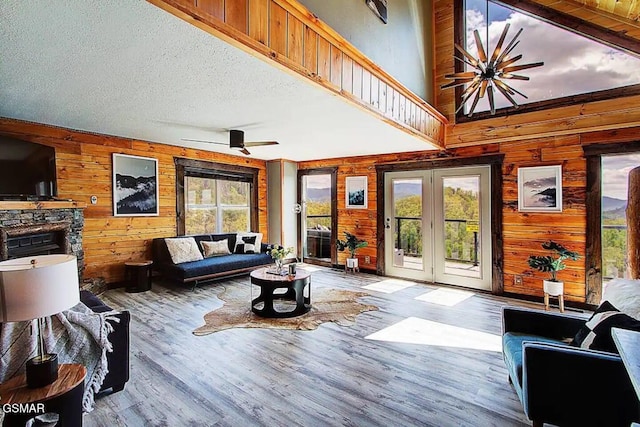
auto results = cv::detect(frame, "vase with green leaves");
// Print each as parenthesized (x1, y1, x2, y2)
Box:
(269, 246, 293, 273)
(528, 240, 580, 299)
(337, 231, 368, 269)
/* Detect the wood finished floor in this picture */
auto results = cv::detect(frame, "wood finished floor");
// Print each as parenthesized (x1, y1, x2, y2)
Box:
(84, 266, 550, 427)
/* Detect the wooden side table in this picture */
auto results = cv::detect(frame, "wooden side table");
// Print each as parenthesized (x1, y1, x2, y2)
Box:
(0, 363, 86, 427)
(125, 260, 153, 292)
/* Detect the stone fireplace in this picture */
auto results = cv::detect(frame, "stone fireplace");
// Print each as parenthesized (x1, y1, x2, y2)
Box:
(0, 201, 85, 278)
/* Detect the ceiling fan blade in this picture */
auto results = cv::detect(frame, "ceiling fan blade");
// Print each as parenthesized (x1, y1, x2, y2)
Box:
(244, 141, 279, 147)
(473, 30, 488, 63)
(240, 148, 251, 155)
(181, 138, 227, 145)
(501, 61, 544, 74)
(489, 24, 510, 67)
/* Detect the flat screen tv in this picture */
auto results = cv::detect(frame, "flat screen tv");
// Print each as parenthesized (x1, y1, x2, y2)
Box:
(0, 137, 57, 200)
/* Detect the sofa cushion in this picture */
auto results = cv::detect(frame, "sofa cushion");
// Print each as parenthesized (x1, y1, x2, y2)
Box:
(503, 332, 565, 387)
(201, 239, 231, 257)
(571, 301, 640, 353)
(165, 237, 204, 264)
(164, 252, 273, 281)
(235, 232, 263, 254)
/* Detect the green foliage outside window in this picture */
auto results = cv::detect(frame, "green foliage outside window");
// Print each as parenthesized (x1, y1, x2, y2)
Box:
(184, 176, 250, 234)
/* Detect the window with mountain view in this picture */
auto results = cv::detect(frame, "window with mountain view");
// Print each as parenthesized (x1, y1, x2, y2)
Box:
(462, 0, 640, 115)
(602, 154, 640, 280)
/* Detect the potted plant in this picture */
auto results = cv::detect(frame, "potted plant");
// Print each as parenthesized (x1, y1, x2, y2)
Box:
(528, 241, 580, 297)
(268, 246, 294, 273)
(337, 231, 368, 270)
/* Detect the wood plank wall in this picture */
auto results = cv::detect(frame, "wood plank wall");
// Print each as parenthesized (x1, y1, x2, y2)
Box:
(0, 118, 268, 284)
(299, 125, 640, 304)
(148, 0, 447, 148)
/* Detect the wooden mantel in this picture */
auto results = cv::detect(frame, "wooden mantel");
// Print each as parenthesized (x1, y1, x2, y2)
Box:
(0, 201, 88, 210)
(147, 0, 447, 149)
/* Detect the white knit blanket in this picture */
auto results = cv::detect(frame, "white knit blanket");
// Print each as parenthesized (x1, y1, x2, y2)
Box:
(0, 302, 118, 412)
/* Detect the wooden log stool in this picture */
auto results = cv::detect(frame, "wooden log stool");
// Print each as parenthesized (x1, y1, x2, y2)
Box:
(125, 260, 153, 293)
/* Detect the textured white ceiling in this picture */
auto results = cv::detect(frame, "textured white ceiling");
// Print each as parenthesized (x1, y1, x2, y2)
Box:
(0, 0, 439, 161)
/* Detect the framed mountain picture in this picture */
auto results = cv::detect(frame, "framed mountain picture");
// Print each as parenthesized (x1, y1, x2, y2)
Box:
(346, 176, 368, 209)
(517, 165, 562, 212)
(112, 153, 159, 216)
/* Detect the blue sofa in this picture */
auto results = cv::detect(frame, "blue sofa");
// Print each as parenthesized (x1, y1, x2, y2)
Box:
(152, 233, 274, 287)
(502, 306, 640, 426)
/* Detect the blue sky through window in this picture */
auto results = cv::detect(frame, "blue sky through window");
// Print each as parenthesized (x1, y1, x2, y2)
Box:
(463, 0, 640, 114)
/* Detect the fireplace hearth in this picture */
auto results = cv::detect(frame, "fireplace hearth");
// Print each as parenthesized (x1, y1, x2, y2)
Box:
(0, 202, 85, 278)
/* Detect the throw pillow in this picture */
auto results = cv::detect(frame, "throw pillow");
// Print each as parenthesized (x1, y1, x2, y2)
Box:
(234, 232, 263, 253)
(165, 237, 204, 264)
(200, 239, 231, 258)
(602, 278, 640, 320)
(571, 301, 640, 353)
(240, 235, 257, 254)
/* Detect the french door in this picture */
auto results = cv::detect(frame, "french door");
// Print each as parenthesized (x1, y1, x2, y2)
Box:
(384, 166, 492, 290)
(298, 169, 337, 266)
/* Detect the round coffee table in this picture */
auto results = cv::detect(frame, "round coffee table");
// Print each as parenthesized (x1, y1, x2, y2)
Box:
(250, 267, 311, 318)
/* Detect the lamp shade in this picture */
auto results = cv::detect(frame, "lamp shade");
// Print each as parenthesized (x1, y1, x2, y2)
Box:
(0, 254, 79, 323)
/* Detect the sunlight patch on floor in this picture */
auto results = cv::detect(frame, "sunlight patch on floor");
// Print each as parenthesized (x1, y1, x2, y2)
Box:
(365, 316, 501, 352)
(299, 265, 321, 272)
(362, 278, 417, 294)
(415, 287, 475, 306)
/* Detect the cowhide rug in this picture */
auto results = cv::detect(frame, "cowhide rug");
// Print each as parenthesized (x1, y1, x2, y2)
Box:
(193, 285, 378, 336)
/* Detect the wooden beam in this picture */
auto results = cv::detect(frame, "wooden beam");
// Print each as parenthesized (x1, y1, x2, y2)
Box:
(496, 0, 640, 58)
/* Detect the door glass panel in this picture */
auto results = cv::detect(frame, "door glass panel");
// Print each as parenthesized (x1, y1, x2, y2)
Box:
(602, 154, 640, 281)
(393, 178, 423, 270)
(442, 176, 481, 278)
(303, 174, 332, 261)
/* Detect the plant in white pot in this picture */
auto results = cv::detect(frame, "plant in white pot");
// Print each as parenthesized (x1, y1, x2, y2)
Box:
(337, 231, 368, 270)
(528, 241, 580, 309)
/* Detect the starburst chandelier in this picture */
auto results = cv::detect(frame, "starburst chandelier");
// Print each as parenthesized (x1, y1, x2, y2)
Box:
(442, 23, 544, 117)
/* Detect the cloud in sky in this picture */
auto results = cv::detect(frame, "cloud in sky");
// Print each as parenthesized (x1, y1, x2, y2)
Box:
(461, 4, 640, 113)
(602, 154, 640, 200)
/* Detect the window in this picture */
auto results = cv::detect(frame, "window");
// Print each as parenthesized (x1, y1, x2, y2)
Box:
(185, 176, 250, 234)
(458, 0, 640, 118)
(176, 158, 258, 236)
(583, 142, 640, 304)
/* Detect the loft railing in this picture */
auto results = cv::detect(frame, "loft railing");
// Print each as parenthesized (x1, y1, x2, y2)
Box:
(148, 0, 447, 149)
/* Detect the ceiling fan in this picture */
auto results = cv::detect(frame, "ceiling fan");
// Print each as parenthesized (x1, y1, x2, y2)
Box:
(181, 129, 278, 155)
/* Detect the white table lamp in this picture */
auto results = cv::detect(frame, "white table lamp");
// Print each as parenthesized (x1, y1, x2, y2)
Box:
(0, 254, 79, 388)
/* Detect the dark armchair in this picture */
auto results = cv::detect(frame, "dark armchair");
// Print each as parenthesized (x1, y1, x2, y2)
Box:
(502, 306, 639, 427)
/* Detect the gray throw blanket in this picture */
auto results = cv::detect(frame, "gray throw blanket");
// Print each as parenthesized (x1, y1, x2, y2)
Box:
(0, 302, 118, 412)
